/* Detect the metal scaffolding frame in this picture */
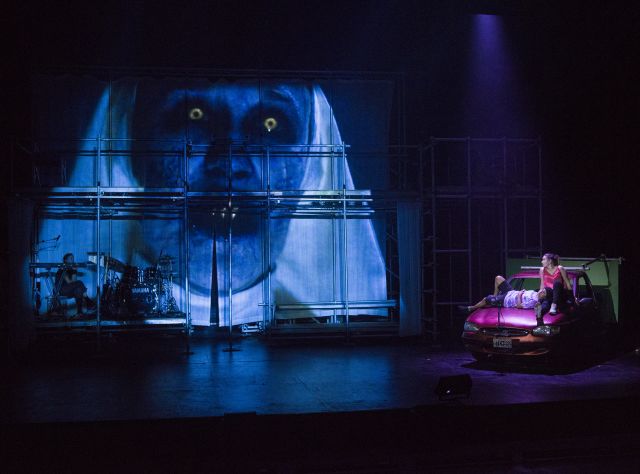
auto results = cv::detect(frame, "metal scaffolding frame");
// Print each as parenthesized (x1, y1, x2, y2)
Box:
(11, 132, 541, 344)
(18, 137, 191, 348)
(418, 137, 543, 342)
(12, 138, 402, 341)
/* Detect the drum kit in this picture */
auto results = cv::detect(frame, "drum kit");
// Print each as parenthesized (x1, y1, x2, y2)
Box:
(90, 252, 180, 318)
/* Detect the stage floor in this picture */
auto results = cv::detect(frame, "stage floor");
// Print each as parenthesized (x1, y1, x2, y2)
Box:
(3, 334, 640, 472)
(3, 333, 640, 424)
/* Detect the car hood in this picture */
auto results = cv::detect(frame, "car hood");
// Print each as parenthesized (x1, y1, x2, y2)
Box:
(467, 307, 567, 328)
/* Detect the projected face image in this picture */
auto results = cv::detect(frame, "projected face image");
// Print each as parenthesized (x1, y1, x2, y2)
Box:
(131, 81, 333, 303)
(34, 75, 390, 326)
(186, 85, 310, 191)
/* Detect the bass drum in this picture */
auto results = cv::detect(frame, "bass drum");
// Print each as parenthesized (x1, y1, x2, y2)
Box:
(126, 283, 159, 315)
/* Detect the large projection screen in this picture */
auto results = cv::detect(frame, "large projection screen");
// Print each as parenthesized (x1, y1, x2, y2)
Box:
(30, 73, 394, 326)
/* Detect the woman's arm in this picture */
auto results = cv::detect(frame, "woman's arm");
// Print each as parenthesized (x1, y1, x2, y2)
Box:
(539, 267, 545, 291)
(558, 266, 571, 290)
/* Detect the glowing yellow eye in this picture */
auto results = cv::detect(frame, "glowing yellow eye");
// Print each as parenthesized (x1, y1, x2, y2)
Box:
(263, 117, 278, 132)
(189, 108, 204, 120)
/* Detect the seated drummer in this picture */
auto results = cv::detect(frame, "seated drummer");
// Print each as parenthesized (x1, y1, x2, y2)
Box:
(459, 275, 547, 325)
(56, 253, 96, 316)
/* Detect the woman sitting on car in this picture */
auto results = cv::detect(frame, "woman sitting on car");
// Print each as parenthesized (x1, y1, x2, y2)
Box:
(539, 253, 572, 315)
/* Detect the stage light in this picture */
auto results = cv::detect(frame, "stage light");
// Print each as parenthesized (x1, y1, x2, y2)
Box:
(434, 374, 472, 401)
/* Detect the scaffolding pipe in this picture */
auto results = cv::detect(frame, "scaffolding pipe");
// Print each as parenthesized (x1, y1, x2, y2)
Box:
(342, 143, 350, 337)
(503, 137, 508, 271)
(265, 145, 272, 330)
(538, 137, 543, 254)
(228, 144, 233, 338)
(335, 143, 340, 324)
(183, 139, 191, 350)
(418, 146, 425, 332)
(96, 137, 102, 347)
(430, 138, 438, 342)
(466, 137, 472, 310)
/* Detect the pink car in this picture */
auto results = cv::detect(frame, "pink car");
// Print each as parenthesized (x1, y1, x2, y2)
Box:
(461, 269, 606, 361)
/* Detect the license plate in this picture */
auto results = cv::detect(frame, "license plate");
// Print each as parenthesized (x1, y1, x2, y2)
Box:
(493, 337, 512, 349)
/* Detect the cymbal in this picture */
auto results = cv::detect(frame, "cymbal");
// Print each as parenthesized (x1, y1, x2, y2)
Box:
(87, 254, 127, 273)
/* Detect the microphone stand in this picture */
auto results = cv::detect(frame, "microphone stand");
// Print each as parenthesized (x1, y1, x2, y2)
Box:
(35, 234, 61, 245)
(33, 235, 61, 253)
(222, 208, 240, 353)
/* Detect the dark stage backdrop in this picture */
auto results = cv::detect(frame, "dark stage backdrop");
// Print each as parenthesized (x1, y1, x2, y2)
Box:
(30, 74, 394, 326)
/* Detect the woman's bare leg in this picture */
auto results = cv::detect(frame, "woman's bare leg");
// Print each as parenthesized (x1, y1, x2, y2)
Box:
(470, 298, 488, 310)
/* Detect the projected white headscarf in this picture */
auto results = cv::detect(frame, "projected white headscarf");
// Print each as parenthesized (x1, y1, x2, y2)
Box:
(42, 79, 387, 326)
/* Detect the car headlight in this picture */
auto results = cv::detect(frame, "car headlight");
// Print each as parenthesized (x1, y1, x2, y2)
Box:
(463, 321, 480, 333)
(532, 325, 561, 337)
